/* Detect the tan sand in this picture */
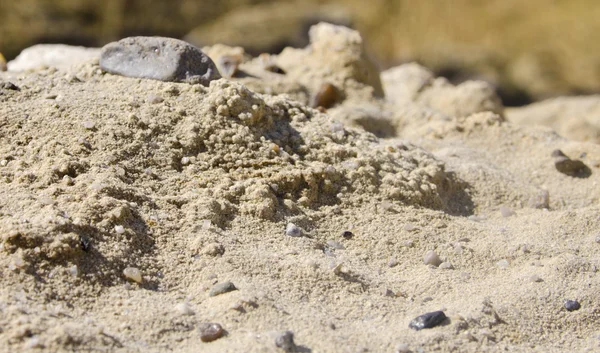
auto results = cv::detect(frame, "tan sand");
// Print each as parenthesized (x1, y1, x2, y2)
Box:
(1, 23, 599, 353)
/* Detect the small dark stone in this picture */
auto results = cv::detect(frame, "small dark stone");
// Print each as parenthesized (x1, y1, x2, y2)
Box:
(199, 322, 224, 342)
(79, 235, 91, 251)
(342, 231, 354, 239)
(409, 310, 447, 330)
(311, 82, 339, 109)
(209, 281, 237, 297)
(264, 64, 286, 74)
(552, 149, 589, 177)
(100, 36, 221, 85)
(275, 330, 296, 352)
(0, 81, 20, 91)
(564, 300, 581, 312)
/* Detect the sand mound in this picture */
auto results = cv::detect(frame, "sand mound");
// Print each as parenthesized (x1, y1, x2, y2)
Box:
(1, 23, 600, 353)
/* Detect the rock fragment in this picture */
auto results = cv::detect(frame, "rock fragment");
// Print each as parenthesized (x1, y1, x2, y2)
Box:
(564, 300, 581, 311)
(123, 267, 143, 283)
(423, 250, 442, 267)
(199, 323, 224, 342)
(285, 223, 302, 237)
(552, 150, 589, 177)
(311, 82, 339, 109)
(100, 37, 221, 85)
(408, 310, 447, 330)
(275, 331, 297, 352)
(209, 281, 237, 297)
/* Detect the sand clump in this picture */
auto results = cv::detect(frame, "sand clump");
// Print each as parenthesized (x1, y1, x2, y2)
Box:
(1, 23, 600, 352)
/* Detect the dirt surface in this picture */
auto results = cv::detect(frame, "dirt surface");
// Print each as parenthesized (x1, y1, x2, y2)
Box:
(1, 24, 600, 353)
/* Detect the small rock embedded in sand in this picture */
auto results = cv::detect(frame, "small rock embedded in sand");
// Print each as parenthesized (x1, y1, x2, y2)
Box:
(395, 343, 412, 353)
(496, 259, 510, 268)
(146, 94, 164, 104)
(423, 250, 442, 267)
(175, 302, 195, 316)
(529, 190, 550, 209)
(341, 230, 354, 239)
(275, 331, 297, 352)
(439, 262, 454, 269)
(199, 323, 224, 342)
(0, 81, 20, 91)
(409, 310, 447, 330)
(311, 82, 339, 109)
(285, 223, 302, 237)
(100, 36, 221, 85)
(202, 243, 225, 257)
(530, 274, 543, 282)
(123, 267, 143, 283)
(114, 225, 125, 234)
(499, 206, 515, 217)
(552, 149, 589, 177)
(564, 300, 581, 311)
(209, 281, 237, 297)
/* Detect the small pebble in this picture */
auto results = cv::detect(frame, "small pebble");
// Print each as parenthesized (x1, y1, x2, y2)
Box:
(285, 223, 302, 237)
(146, 95, 164, 104)
(202, 243, 225, 257)
(439, 262, 454, 270)
(387, 258, 398, 268)
(68, 265, 79, 277)
(218, 55, 241, 78)
(409, 310, 447, 330)
(552, 149, 588, 177)
(82, 121, 96, 130)
(327, 240, 344, 249)
(395, 343, 411, 353)
(423, 250, 442, 267)
(529, 190, 550, 209)
(564, 300, 581, 311)
(114, 225, 125, 234)
(209, 281, 237, 297)
(275, 331, 297, 352)
(311, 82, 339, 109)
(341, 230, 354, 239)
(181, 156, 191, 165)
(530, 274, 543, 283)
(199, 323, 224, 342)
(175, 302, 195, 316)
(496, 259, 510, 268)
(123, 267, 143, 283)
(100, 36, 221, 85)
(499, 206, 515, 217)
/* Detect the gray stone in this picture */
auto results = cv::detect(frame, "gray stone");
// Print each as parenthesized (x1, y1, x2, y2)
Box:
(275, 331, 296, 352)
(100, 37, 221, 85)
(209, 281, 237, 297)
(408, 310, 447, 330)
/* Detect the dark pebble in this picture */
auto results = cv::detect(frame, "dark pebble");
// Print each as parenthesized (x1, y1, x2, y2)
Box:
(100, 36, 221, 85)
(275, 331, 297, 352)
(552, 149, 589, 177)
(0, 81, 20, 91)
(409, 310, 447, 330)
(199, 322, 224, 342)
(79, 235, 91, 251)
(564, 300, 581, 311)
(209, 281, 237, 297)
(342, 231, 354, 239)
(311, 83, 339, 109)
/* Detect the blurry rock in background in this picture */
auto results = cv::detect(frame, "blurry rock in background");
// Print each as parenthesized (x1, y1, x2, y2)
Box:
(2, 0, 600, 106)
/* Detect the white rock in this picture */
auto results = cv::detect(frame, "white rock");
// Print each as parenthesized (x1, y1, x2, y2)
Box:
(285, 223, 302, 237)
(8, 44, 100, 71)
(123, 267, 143, 283)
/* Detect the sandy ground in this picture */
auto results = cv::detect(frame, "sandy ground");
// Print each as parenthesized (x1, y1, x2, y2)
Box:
(1, 24, 600, 353)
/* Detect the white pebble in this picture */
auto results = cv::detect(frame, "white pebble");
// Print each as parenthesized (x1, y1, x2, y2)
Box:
(202, 219, 212, 230)
(500, 206, 515, 217)
(285, 223, 302, 237)
(123, 267, 143, 283)
(181, 157, 190, 165)
(439, 262, 454, 269)
(82, 121, 96, 130)
(0, 159, 7, 167)
(395, 343, 411, 353)
(423, 250, 442, 267)
(68, 265, 79, 277)
(175, 302, 194, 316)
(114, 225, 125, 234)
(496, 259, 510, 268)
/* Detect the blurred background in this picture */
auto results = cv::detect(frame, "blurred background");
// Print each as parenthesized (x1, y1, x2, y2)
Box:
(2, 0, 600, 106)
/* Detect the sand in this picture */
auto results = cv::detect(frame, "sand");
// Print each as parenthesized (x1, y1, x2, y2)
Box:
(1, 23, 599, 353)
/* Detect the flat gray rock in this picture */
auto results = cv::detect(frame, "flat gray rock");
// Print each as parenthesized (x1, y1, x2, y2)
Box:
(100, 37, 221, 85)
